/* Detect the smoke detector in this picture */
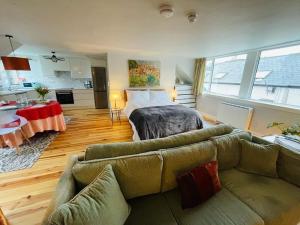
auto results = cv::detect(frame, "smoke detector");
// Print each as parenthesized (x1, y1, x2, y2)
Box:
(159, 4, 174, 18)
(187, 11, 198, 23)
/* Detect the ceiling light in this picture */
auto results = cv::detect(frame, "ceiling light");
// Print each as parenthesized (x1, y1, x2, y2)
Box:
(159, 4, 174, 18)
(1, 35, 31, 71)
(187, 11, 198, 23)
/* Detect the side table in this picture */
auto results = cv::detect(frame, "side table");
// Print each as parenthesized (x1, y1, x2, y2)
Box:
(110, 108, 121, 125)
(262, 135, 300, 153)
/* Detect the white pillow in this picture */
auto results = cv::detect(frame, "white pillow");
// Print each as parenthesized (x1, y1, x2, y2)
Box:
(149, 91, 171, 105)
(126, 90, 150, 105)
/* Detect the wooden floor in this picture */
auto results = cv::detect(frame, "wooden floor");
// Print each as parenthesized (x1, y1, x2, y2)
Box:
(0, 108, 133, 225)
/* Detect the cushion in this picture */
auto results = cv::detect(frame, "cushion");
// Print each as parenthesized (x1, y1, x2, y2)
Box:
(49, 164, 131, 225)
(161, 140, 217, 192)
(72, 151, 163, 199)
(277, 146, 300, 187)
(177, 161, 221, 209)
(125, 194, 178, 225)
(85, 124, 233, 161)
(126, 90, 150, 105)
(238, 140, 279, 177)
(163, 188, 264, 225)
(210, 130, 252, 170)
(149, 90, 172, 105)
(221, 169, 300, 225)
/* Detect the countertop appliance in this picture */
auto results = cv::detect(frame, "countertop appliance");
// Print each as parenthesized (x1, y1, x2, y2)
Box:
(92, 67, 108, 109)
(22, 82, 40, 88)
(55, 89, 74, 104)
(84, 80, 93, 89)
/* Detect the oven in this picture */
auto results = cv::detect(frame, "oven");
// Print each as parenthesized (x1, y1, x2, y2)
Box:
(55, 89, 74, 104)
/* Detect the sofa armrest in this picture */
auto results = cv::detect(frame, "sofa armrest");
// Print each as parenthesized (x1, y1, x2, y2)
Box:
(41, 155, 79, 225)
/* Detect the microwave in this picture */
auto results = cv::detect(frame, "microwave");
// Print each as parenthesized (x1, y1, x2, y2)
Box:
(22, 82, 40, 88)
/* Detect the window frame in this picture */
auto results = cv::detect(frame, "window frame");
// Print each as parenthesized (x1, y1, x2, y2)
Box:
(203, 41, 300, 110)
(206, 54, 248, 97)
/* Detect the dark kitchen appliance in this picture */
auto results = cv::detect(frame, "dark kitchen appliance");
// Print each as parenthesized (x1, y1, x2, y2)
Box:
(92, 67, 108, 109)
(84, 80, 93, 89)
(55, 89, 74, 104)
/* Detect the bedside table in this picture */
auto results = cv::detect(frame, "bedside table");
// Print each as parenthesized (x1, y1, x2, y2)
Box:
(110, 108, 121, 124)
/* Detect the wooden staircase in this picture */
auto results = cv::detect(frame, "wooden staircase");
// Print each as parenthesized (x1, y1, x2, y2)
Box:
(174, 84, 196, 109)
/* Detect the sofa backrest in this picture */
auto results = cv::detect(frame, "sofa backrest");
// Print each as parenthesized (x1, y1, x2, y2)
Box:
(72, 151, 163, 200)
(160, 140, 217, 192)
(84, 124, 233, 161)
(210, 130, 252, 170)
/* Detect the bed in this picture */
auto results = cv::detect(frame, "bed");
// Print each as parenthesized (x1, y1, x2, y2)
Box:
(123, 89, 203, 141)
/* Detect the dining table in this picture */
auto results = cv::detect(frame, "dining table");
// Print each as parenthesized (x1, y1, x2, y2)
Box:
(0, 100, 66, 149)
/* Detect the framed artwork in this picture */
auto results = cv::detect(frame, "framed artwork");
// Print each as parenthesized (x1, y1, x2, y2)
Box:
(128, 60, 160, 87)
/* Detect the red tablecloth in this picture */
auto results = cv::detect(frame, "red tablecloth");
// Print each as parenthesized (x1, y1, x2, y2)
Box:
(16, 101, 63, 121)
(1, 101, 66, 148)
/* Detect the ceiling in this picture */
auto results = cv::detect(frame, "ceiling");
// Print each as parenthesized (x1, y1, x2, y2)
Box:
(0, 0, 300, 58)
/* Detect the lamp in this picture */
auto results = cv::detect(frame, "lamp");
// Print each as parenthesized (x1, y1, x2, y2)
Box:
(1, 35, 31, 71)
(112, 93, 120, 109)
(172, 87, 177, 102)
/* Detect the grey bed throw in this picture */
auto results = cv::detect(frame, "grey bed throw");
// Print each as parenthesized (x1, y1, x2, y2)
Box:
(129, 105, 203, 140)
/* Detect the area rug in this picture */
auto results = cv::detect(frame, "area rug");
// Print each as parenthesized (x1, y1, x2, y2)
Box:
(0, 117, 71, 173)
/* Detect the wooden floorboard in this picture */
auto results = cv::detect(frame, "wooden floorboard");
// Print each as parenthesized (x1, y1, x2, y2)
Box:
(0, 108, 133, 225)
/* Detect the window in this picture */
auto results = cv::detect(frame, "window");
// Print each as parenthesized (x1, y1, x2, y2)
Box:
(205, 54, 247, 96)
(251, 45, 300, 107)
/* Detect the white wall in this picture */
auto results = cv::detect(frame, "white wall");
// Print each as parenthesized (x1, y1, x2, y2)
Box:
(197, 94, 300, 136)
(89, 58, 107, 67)
(107, 51, 194, 106)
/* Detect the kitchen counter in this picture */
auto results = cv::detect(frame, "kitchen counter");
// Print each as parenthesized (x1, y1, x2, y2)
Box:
(0, 89, 33, 96)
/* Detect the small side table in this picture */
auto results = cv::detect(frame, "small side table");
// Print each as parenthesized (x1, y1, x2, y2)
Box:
(110, 108, 121, 125)
(262, 135, 300, 153)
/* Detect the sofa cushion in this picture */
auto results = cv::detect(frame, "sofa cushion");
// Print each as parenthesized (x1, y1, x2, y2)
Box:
(163, 188, 264, 225)
(125, 194, 178, 225)
(85, 124, 233, 160)
(49, 164, 131, 225)
(210, 130, 252, 170)
(277, 146, 300, 187)
(161, 141, 217, 192)
(176, 160, 221, 209)
(221, 169, 300, 225)
(72, 151, 163, 199)
(238, 140, 279, 177)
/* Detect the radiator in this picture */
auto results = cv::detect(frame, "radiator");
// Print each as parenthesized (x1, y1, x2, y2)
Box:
(217, 102, 254, 130)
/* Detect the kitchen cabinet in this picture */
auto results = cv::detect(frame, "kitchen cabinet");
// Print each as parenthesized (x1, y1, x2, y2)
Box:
(40, 57, 70, 77)
(60, 89, 95, 108)
(69, 58, 92, 78)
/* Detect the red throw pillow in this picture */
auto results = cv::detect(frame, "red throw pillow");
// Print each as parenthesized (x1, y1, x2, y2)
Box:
(176, 160, 221, 209)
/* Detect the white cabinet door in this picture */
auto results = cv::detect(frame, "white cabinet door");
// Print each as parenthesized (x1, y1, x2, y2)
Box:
(40, 57, 70, 77)
(70, 58, 92, 78)
(40, 57, 56, 77)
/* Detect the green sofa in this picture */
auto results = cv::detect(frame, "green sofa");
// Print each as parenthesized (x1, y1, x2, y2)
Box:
(43, 124, 300, 225)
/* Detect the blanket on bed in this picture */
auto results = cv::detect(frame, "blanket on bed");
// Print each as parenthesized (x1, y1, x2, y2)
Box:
(129, 105, 203, 140)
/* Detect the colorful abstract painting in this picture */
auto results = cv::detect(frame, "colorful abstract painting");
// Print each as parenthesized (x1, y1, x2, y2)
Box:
(128, 60, 160, 87)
